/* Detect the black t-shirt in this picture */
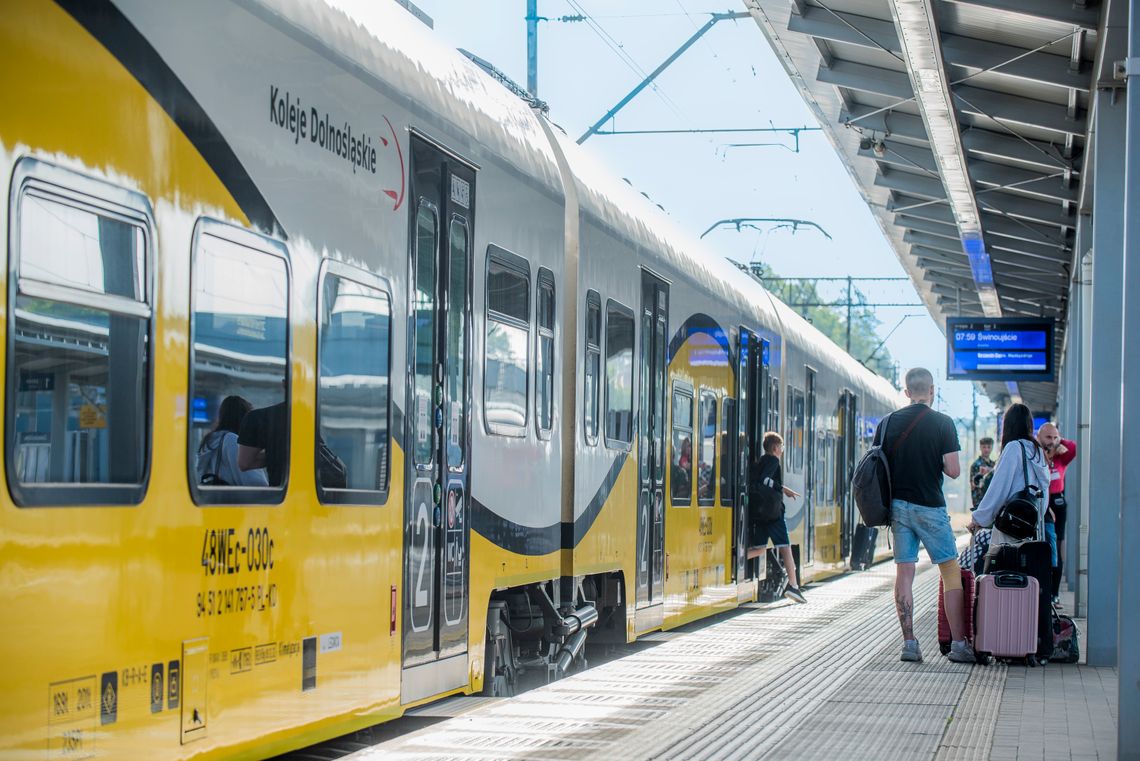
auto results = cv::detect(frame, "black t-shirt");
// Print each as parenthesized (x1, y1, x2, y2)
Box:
(751, 453, 783, 491)
(874, 403, 959, 507)
(237, 402, 289, 487)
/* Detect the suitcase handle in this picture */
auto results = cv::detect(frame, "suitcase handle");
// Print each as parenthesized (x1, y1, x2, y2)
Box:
(992, 572, 1029, 589)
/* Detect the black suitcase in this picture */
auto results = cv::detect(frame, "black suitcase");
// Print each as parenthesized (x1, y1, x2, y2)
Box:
(850, 525, 878, 571)
(984, 541, 1053, 659)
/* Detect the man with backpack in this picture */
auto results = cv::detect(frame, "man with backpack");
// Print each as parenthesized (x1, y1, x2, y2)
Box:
(874, 368, 971, 663)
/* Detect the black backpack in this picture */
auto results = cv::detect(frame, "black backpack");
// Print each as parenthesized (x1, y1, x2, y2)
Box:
(749, 456, 784, 524)
(993, 441, 1041, 540)
(851, 407, 930, 527)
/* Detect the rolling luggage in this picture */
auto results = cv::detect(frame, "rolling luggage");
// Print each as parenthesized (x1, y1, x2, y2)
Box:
(983, 541, 1052, 659)
(937, 568, 975, 655)
(974, 572, 1039, 663)
(850, 524, 878, 571)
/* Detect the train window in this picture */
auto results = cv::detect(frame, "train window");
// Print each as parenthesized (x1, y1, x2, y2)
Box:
(189, 219, 290, 505)
(670, 383, 693, 506)
(697, 390, 717, 505)
(484, 248, 529, 436)
(7, 163, 153, 506)
(412, 203, 438, 464)
(583, 290, 601, 445)
(446, 218, 470, 468)
(604, 300, 634, 448)
(536, 268, 555, 438)
(768, 376, 780, 435)
(316, 265, 391, 504)
(791, 388, 806, 473)
(719, 398, 736, 507)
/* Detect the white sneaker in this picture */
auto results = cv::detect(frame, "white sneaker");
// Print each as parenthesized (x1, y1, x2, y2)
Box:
(947, 640, 977, 664)
(900, 639, 922, 662)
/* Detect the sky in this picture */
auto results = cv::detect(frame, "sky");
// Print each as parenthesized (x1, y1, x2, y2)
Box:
(408, 0, 997, 434)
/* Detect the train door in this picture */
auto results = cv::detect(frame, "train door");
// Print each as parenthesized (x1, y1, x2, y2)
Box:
(402, 136, 475, 702)
(635, 271, 668, 627)
(838, 391, 858, 557)
(803, 368, 817, 565)
(733, 330, 768, 582)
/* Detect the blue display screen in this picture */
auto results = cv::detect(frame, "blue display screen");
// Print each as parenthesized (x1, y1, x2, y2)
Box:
(946, 318, 1054, 381)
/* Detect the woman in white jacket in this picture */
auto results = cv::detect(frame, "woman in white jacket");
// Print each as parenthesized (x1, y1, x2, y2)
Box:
(197, 395, 269, 487)
(968, 403, 1049, 545)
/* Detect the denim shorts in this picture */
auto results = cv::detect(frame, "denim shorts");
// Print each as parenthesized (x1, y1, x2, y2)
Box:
(1043, 520, 1058, 566)
(890, 499, 958, 565)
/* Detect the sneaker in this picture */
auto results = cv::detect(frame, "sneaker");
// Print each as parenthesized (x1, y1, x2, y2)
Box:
(900, 639, 923, 662)
(947, 640, 977, 664)
(783, 586, 807, 604)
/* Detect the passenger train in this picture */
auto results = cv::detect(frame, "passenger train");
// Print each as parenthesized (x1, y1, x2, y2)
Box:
(0, 1, 903, 757)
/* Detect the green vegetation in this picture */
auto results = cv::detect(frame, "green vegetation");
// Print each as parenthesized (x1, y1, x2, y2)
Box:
(746, 262, 898, 386)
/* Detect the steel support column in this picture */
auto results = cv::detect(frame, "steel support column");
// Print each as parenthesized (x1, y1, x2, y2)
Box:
(1077, 242, 1093, 618)
(1118, 0, 1140, 751)
(1085, 90, 1126, 666)
(1065, 214, 1090, 601)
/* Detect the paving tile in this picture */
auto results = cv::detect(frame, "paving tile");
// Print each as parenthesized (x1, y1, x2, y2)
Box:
(347, 547, 1121, 761)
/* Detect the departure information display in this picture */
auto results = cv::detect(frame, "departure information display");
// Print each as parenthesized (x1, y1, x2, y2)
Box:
(946, 317, 1055, 381)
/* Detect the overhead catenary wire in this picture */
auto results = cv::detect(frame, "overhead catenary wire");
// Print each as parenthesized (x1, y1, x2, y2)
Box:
(563, 0, 693, 127)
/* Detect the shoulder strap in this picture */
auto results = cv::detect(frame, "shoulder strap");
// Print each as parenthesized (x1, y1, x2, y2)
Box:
(890, 406, 931, 455)
(873, 414, 890, 447)
(213, 435, 227, 476)
(1019, 440, 1034, 490)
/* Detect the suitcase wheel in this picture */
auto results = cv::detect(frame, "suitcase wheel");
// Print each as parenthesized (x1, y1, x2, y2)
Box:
(939, 642, 951, 656)
(1025, 655, 1038, 667)
(974, 652, 990, 666)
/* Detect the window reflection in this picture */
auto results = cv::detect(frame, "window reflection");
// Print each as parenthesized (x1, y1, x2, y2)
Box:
(446, 220, 469, 468)
(12, 298, 147, 486)
(720, 398, 736, 506)
(671, 387, 693, 504)
(318, 273, 390, 495)
(191, 230, 289, 489)
(11, 190, 149, 498)
(20, 193, 144, 299)
(536, 271, 554, 435)
(584, 292, 601, 444)
(698, 391, 717, 504)
(485, 255, 529, 435)
(604, 303, 634, 446)
(413, 204, 437, 466)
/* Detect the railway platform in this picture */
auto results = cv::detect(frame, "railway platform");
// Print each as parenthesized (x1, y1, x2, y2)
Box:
(340, 547, 1117, 761)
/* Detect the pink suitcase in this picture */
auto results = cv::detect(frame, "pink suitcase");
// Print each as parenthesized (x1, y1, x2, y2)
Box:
(974, 572, 1039, 661)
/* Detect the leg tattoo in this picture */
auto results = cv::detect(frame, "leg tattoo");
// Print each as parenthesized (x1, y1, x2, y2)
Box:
(895, 596, 914, 640)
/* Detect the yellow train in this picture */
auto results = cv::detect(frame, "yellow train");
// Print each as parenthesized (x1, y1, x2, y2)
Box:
(0, 1, 902, 758)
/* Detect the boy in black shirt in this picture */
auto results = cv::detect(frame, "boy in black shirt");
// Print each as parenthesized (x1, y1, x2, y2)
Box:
(750, 432, 805, 603)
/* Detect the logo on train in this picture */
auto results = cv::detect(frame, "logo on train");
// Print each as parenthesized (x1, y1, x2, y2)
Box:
(268, 84, 405, 212)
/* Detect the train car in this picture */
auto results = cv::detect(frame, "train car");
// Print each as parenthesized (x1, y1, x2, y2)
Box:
(0, 1, 903, 758)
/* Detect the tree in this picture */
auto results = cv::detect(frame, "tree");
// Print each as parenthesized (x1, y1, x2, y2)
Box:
(745, 262, 898, 386)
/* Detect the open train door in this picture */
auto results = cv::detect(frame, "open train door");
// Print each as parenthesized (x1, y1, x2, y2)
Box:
(733, 329, 769, 589)
(838, 390, 859, 558)
(402, 135, 474, 703)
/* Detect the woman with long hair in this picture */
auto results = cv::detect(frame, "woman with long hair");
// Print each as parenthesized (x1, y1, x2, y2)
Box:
(968, 403, 1049, 545)
(197, 395, 269, 487)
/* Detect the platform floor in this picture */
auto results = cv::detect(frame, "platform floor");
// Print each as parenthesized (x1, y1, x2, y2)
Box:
(347, 551, 1118, 760)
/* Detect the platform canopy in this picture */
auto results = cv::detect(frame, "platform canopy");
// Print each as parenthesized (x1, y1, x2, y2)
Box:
(745, 0, 1104, 413)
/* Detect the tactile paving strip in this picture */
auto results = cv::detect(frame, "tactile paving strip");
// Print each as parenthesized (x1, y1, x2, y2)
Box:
(347, 543, 1004, 761)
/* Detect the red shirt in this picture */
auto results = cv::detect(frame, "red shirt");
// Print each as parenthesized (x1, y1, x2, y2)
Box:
(1048, 438, 1077, 494)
